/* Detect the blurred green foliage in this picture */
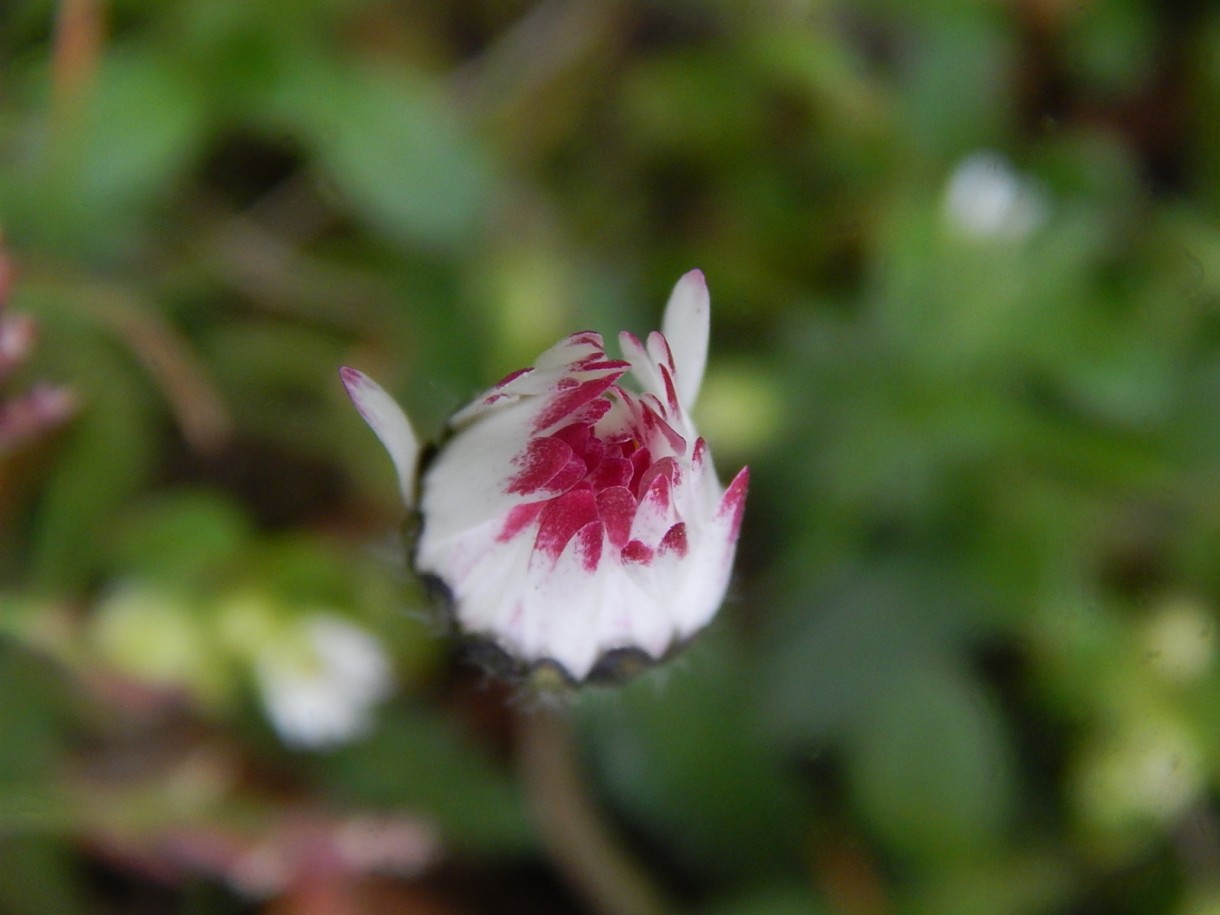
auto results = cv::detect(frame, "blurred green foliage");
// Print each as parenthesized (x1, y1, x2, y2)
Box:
(2, 0, 1220, 912)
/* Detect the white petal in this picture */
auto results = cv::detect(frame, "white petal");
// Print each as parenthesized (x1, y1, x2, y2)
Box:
(597, 564, 675, 659)
(525, 539, 601, 676)
(661, 269, 710, 410)
(462, 528, 535, 638)
(619, 331, 665, 400)
(419, 355, 630, 563)
(667, 518, 739, 638)
(533, 332, 605, 369)
(341, 367, 421, 509)
(418, 396, 549, 556)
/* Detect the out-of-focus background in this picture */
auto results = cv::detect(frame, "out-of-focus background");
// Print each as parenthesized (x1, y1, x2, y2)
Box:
(3, 1, 1220, 912)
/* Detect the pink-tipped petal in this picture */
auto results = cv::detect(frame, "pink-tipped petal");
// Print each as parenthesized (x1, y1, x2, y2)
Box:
(718, 465, 750, 540)
(340, 367, 421, 509)
(661, 269, 710, 410)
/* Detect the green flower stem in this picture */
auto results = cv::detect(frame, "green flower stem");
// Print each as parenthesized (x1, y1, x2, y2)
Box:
(517, 705, 672, 915)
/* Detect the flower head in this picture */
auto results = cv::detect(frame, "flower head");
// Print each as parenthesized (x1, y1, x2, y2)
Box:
(342, 271, 748, 682)
(255, 614, 394, 749)
(942, 150, 1047, 242)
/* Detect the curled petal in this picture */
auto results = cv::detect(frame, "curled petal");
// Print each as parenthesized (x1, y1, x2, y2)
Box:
(534, 332, 605, 369)
(340, 367, 421, 508)
(661, 269, 710, 410)
(532, 370, 626, 433)
(596, 486, 636, 549)
(532, 488, 600, 568)
(618, 331, 664, 402)
(507, 437, 577, 495)
(718, 465, 750, 540)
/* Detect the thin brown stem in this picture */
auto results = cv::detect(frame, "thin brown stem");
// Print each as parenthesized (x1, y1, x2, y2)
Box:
(51, 0, 106, 134)
(82, 287, 232, 454)
(516, 705, 672, 915)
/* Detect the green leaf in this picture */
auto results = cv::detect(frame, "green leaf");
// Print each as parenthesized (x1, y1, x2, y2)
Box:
(0, 640, 72, 786)
(763, 561, 980, 742)
(848, 659, 1014, 863)
(577, 636, 807, 882)
(271, 61, 492, 251)
(24, 339, 155, 591)
(895, 8, 1016, 157)
(109, 489, 252, 586)
(10, 48, 207, 258)
(0, 836, 86, 915)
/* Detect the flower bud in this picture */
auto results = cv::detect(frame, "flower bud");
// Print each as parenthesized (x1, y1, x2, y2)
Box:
(343, 271, 748, 683)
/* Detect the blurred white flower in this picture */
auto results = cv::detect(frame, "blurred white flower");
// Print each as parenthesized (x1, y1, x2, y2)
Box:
(942, 150, 1048, 241)
(91, 583, 229, 707)
(1076, 716, 1204, 831)
(256, 614, 393, 749)
(1141, 594, 1215, 684)
(342, 271, 748, 682)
